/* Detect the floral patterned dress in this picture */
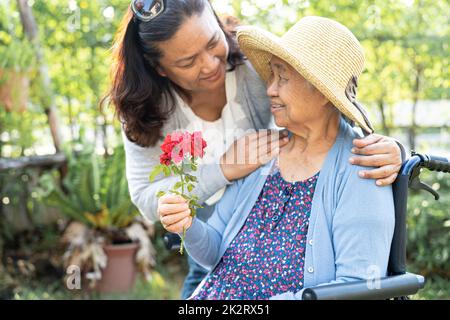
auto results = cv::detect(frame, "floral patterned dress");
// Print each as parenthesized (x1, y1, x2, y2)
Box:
(192, 168, 319, 300)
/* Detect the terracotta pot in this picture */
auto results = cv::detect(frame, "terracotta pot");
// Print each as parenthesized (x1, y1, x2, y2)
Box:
(95, 242, 139, 294)
(0, 69, 29, 113)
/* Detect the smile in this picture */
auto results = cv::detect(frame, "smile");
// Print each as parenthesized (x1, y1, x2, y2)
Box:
(271, 104, 286, 113)
(201, 66, 222, 82)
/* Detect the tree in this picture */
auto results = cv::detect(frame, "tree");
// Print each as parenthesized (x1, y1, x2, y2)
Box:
(16, 0, 63, 152)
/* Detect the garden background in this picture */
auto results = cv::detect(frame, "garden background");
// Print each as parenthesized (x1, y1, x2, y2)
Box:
(0, 0, 449, 299)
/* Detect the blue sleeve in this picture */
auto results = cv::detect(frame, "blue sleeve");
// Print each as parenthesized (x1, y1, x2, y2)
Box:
(183, 179, 243, 270)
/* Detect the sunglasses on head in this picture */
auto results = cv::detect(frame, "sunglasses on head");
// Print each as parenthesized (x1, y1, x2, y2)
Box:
(131, 0, 165, 22)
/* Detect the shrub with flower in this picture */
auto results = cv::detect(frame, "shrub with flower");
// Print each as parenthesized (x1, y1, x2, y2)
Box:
(149, 131, 207, 254)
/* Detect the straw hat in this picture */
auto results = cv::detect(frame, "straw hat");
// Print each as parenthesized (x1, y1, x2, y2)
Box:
(236, 16, 374, 134)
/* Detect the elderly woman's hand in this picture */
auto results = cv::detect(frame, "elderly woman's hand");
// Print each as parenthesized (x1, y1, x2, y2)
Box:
(350, 134, 403, 186)
(158, 194, 192, 234)
(220, 129, 290, 181)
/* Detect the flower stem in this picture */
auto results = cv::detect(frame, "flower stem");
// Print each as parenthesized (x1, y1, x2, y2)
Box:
(179, 226, 186, 255)
(179, 168, 186, 255)
(180, 169, 184, 194)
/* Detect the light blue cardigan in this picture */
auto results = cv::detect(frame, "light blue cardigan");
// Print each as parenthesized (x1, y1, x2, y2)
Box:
(184, 118, 395, 300)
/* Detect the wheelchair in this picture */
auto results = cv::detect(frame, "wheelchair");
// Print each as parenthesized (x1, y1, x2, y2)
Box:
(163, 152, 450, 300)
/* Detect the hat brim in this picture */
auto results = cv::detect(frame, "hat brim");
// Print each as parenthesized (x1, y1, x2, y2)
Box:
(236, 26, 373, 134)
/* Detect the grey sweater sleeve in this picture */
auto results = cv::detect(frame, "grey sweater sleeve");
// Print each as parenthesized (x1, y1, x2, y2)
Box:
(235, 61, 272, 130)
(122, 130, 231, 222)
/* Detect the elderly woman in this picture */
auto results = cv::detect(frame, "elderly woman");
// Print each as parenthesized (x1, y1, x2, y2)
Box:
(160, 16, 395, 300)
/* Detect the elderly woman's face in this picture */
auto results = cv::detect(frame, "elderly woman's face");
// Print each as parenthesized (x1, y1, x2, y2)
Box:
(267, 56, 329, 129)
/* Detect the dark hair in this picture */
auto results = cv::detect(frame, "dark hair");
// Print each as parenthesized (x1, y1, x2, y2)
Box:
(103, 0, 245, 147)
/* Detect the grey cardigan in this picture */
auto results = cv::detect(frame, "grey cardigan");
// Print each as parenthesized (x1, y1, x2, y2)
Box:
(184, 118, 396, 299)
(122, 61, 272, 222)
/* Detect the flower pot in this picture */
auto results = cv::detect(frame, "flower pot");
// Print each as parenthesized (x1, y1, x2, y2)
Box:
(95, 242, 139, 294)
(0, 69, 29, 113)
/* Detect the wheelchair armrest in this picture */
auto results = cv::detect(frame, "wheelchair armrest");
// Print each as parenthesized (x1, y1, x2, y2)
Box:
(163, 232, 181, 251)
(302, 273, 426, 300)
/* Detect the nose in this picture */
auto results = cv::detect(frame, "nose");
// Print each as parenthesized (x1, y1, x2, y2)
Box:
(266, 77, 278, 97)
(200, 52, 219, 75)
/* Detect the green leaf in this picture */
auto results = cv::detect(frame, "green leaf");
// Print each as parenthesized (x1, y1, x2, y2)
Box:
(193, 203, 203, 209)
(187, 184, 194, 192)
(149, 165, 163, 182)
(181, 194, 190, 200)
(171, 165, 181, 175)
(174, 181, 183, 190)
(163, 166, 171, 177)
(78, 163, 100, 213)
(185, 174, 197, 183)
(157, 191, 166, 198)
(109, 201, 137, 228)
(170, 189, 181, 196)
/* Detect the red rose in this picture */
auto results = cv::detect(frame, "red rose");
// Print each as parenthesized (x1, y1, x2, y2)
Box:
(191, 131, 207, 158)
(160, 133, 185, 164)
(159, 152, 171, 166)
(180, 132, 193, 155)
(159, 131, 206, 165)
(171, 143, 184, 164)
(160, 134, 174, 154)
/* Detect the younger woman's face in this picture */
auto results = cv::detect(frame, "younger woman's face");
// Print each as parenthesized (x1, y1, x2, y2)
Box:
(156, 7, 229, 93)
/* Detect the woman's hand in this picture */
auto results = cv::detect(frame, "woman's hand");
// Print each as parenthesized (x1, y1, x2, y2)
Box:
(350, 134, 403, 186)
(220, 129, 290, 181)
(158, 194, 192, 234)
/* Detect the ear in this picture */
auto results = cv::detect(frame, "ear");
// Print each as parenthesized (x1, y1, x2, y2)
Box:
(156, 65, 167, 78)
(318, 92, 331, 109)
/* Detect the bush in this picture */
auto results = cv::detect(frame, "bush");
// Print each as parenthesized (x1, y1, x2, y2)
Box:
(0, 38, 35, 72)
(35, 144, 156, 287)
(406, 170, 450, 283)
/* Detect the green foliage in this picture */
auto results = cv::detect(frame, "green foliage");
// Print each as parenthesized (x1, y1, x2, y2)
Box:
(212, 0, 450, 132)
(406, 170, 450, 279)
(36, 144, 139, 231)
(9, 271, 182, 300)
(0, 2, 35, 73)
(0, 38, 35, 72)
(3, 221, 185, 300)
(0, 1, 32, 73)
(0, 0, 128, 157)
(412, 275, 450, 300)
(0, 0, 446, 156)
